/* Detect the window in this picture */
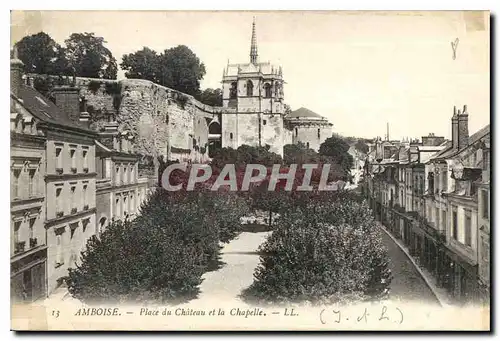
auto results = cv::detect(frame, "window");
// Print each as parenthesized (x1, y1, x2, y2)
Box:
(295, 128, 298, 136)
(442, 169, 448, 192)
(55, 147, 63, 171)
(83, 185, 88, 207)
(70, 223, 77, 239)
(56, 187, 63, 215)
(442, 210, 447, 232)
(130, 194, 135, 214)
(28, 169, 36, 197)
(70, 149, 76, 171)
(115, 197, 120, 217)
(82, 150, 88, 171)
(464, 209, 472, 246)
(452, 208, 458, 240)
(435, 171, 440, 193)
(123, 196, 128, 217)
(483, 150, 490, 170)
(317, 129, 321, 139)
(55, 232, 63, 265)
(115, 165, 121, 185)
(13, 169, 21, 198)
(264, 83, 272, 97)
(230, 133, 233, 140)
(70, 186, 76, 211)
(482, 190, 489, 220)
(229, 82, 237, 99)
(263, 120, 267, 126)
(246, 80, 253, 97)
(13, 221, 21, 245)
(306, 142, 310, 149)
(435, 208, 439, 228)
(428, 172, 434, 193)
(130, 165, 135, 183)
(122, 165, 127, 184)
(29, 218, 35, 240)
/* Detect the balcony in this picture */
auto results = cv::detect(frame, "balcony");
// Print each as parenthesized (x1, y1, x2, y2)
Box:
(71, 207, 77, 214)
(56, 211, 64, 218)
(29, 237, 38, 248)
(55, 168, 63, 175)
(14, 241, 25, 254)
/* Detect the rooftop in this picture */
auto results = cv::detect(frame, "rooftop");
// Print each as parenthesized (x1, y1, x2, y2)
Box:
(13, 84, 96, 134)
(286, 107, 326, 120)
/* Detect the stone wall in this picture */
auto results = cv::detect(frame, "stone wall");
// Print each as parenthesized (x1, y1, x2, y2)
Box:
(32, 75, 221, 161)
(291, 123, 333, 152)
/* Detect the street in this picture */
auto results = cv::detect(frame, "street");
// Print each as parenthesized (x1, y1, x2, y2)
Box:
(377, 228, 440, 305)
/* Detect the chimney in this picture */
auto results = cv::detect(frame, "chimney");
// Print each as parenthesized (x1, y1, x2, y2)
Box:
(53, 85, 81, 123)
(458, 105, 469, 150)
(451, 106, 459, 150)
(10, 45, 24, 97)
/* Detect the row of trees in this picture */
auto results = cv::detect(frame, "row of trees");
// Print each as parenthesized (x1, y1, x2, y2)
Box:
(15, 32, 222, 106)
(16, 32, 117, 79)
(66, 139, 390, 305)
(66, 188, 249, 304)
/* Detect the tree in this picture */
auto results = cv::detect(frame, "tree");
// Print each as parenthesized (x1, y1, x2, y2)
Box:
(283, 142, 320, 166)
(65, 218, 203, 304)
(319, 134, 354, 179)
(242, 196, 392, 305)
(284, 103, 292, 116)
(197, 88, 223, 106)
(65, 32, 117, 79)
(158, 45, 206, 96)
(120, 47, 160, 83)
(16, 32, 69, 75)
(66, 187, 249, 304)
(355, 139, 369, 154)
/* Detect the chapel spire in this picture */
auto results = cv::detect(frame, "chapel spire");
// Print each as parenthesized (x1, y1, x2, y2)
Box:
(250, 17, 258, 64)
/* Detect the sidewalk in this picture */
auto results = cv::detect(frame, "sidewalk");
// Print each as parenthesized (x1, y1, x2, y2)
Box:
(378, 224, 455, 307)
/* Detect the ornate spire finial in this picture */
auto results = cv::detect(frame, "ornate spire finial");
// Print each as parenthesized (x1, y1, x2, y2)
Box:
(250, 17, 258, 64)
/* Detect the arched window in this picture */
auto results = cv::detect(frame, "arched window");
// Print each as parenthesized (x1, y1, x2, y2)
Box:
(246, 80, 253, 97)
(230, 82, 237, 99)
(295, 128, 298, 136)
(230, 133, 233, 140)
(264, 83, 272, 98)
(275, 82, 280, 98)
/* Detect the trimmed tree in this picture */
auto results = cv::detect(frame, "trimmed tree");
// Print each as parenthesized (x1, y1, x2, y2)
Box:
(242, 196, 392, 305)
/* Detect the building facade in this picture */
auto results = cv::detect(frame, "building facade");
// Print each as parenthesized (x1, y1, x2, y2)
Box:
(217, 19, 333, 156)
(95, 118, 150, 233)
(10, 54, 47, 303)
(285, 107, 333, 152)
(10, 49, 154, 301)
(363, 105, 490, 304)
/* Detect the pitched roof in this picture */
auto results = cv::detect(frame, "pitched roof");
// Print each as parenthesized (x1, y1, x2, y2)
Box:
(287, 107, 325, 119)
(15, 85, 96, 134)
(469, 124, 490, 146)
(431, 125, 490, 160)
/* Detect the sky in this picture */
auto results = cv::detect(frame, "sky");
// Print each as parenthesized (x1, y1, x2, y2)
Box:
(10, 10, 490, 140)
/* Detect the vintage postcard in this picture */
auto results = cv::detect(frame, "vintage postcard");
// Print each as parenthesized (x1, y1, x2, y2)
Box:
(9, 10, 490, 331)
